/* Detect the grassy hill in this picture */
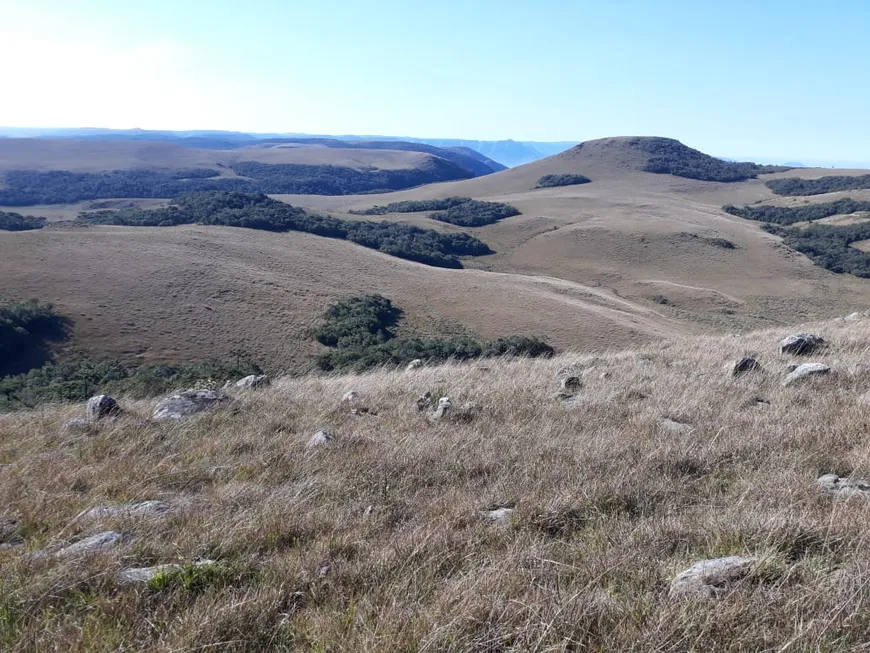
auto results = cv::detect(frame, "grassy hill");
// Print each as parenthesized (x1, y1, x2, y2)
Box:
(3, 315, 870, 649)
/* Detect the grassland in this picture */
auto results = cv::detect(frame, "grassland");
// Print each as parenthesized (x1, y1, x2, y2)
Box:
(3, 315, 870, 650)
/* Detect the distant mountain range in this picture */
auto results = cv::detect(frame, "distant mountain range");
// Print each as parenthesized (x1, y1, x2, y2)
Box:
(0, 127, 576, 168)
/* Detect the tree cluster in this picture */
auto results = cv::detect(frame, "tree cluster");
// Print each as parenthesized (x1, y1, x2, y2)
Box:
(638, 137, 789, 182)
(77, 191, 494, 269)
(314, 294, 554, 372)
(0, 299, 69, 376)
(762, 222, 870, 278)
(429, 200, 521, 227)
(723, 199, 870, 225)
(349, 197, 472, 215)
(0, 210, 47, 231)
(766, 175, 870, 196)
(535, 174, 591, 188)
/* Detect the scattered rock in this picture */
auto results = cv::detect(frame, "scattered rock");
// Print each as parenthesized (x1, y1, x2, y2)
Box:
(152, 389, 230, 422)
(308, 430, 334, 447)
(779, 333, 825, 356)
(555, 391, 578, 403)
(428, 397, 452, 422)
(817, 474, 870, 498)
(55, 531, 130, 559)
(227, 374, 269, 390)
(845, 312, 864, 322)
(350, 406, 377, 416)
(561, 376, 583, 392)
(65, 418, 93, 432)
(118, 559, 216, 585)
(660, 418, 695, 435)
(86, 395, 120, 421)
(76, 500, 169, 521)
(342, 391, 360, 403)
(732, 357, 761, 376)
(0, 516, 23, 547)
(406, 359, 423, 371)
(782, 363, 831, 386)
(416, 392, 434, 412)
(481, 506, 514, 524)
(669, 556, 758, 598)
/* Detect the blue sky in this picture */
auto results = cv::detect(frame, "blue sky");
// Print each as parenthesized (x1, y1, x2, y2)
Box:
(2, 0, 869, 163)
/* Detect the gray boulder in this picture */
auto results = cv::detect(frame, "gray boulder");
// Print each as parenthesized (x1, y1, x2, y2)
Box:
(406, 359, 423, 372)
(561, 376, 583, 392)
(117, 559, 215, 585)
(428, 397, 452, 422)
(308, 430, 334, 447)
(779, 333, 825, 356)
(230, 374, 269, 390)
(782, 363, 831, 386)
(481, 507, 514, 524)
(342, 391, 361, 403)
(732, 357, 761, 376)
(416, 391, 434, 412)
(817, 474, 870, 498)
(669, 556, 758, 598)
(660, 418, 695, 435)
(76, 500, 169, 521)
(65, 418, 93, 432)
(152, 389, 230, 422)
(86, 395, 119, 421)
(55, 531, 130, 559)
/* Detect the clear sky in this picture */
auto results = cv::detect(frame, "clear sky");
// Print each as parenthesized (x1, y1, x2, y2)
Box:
(2, 0, 869, 162)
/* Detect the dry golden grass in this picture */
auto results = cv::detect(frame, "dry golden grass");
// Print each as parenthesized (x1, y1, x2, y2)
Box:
(4, 315, 870, 650)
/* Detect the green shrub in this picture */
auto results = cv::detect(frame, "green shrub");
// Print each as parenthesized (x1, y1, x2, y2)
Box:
(349, 197, 472, 215)
(637, 137, 789, 182)
(723, 199, 870, 225)
(766, 175, 870, 196)
(314, 295, 553, 372)
(0, 299, 68, 376)
(535, 174, 591, 188)
(764, 222, 870, 278)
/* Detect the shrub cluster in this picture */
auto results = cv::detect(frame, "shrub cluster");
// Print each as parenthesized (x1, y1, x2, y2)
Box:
(0, 211, 47, 231)
(0, 159, 475, 206)
(723, 199, 870, 226)
(315, 295, 553, 372)
(77, 192, 493, 268)
(766, 175, 870, 196)
(637, 137, 789, 182)
(349, 197, 472, 215)
(0, 358, 262, 411)
(429, 200, 521, 227)
(535, 174, 591, 188)
(762, 222, 870, 278)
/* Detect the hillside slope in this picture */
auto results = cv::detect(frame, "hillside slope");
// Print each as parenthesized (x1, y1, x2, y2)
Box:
(2, 315, 870, 649)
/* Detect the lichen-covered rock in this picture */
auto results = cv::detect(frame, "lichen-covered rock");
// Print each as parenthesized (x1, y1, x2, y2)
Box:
(779, 333, 825, 356)
(86, 395, 119, 421)
(308, 430, 334, 447)
(817, 474, 870, 498)
(76, 500, 170, 521)
(152, 389, 230, 422)
(481, 507, 514, 524)
(117, 559, 215, 585)
(428, 397, 452, 422)
(782, 363, 831, 386)
(55, 531, 130, 559)
(231, 374, 269, 390)
(669, 556, 757, 598)
(342, 391, 361, 403)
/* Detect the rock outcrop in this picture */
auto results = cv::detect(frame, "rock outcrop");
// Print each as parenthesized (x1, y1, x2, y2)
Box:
(669, 556, 757, 598)
(152, 390, 230, 422)
(779, 333, 825, 356)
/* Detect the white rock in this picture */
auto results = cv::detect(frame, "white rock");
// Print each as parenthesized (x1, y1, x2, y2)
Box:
(55, 531, 129, 559)
(65, 418, 92, 432)
(817, 474, 870, 498)
(342, 391, 360, 403)
(232, 374, 269, 389)
(117, 559, 215, 584)
(152, 389, 230, 422)
(669, 556, 757, 598)
(405, 359, 423, 371)
(782, 363, 831, 386)
(76, 500, 169, 521)
(660, 418, 695, 435)
(428, 397, 452, 421)
(308, 430, 334, 447)
(482, 507, 514, 524)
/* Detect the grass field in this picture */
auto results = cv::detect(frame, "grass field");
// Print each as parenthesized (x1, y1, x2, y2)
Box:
(2, 314, 870, 649)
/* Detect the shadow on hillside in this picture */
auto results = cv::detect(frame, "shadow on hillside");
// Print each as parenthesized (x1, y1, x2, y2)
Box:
(0, 313, 72, 377)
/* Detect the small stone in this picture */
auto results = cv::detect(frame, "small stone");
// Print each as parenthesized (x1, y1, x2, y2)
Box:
(76, 500, 170, 521)
(782, 363, 831, 386)
(416, 392, 434, 412)
(482, 507, 514, 524)
(428, 397, 452, 422)
(406, 359, 423, 371)
(779, 333, 825, 356)
(308, 430, 334, 447)
(669, 556, 757, 598)
(118, 559, 215, 585)
(342, 391, 360, 403)
(55, 531, 130, 559)
(561, 376, 583, 392)
(660, 418, 695, 435)
(65, 418, 93, 432)
(152, 389, 230, 422)
(86, 395, 120, 421)
(817, 474, 870, 498)
(732, 357, 761, 376)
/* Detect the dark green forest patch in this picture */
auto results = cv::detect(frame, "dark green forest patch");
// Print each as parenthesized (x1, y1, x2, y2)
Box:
(766, 175, 870, 196)
(535, 174, 591, 188)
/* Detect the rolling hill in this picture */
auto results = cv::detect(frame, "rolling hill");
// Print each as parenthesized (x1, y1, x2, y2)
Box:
(1, 135, 870, 374)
